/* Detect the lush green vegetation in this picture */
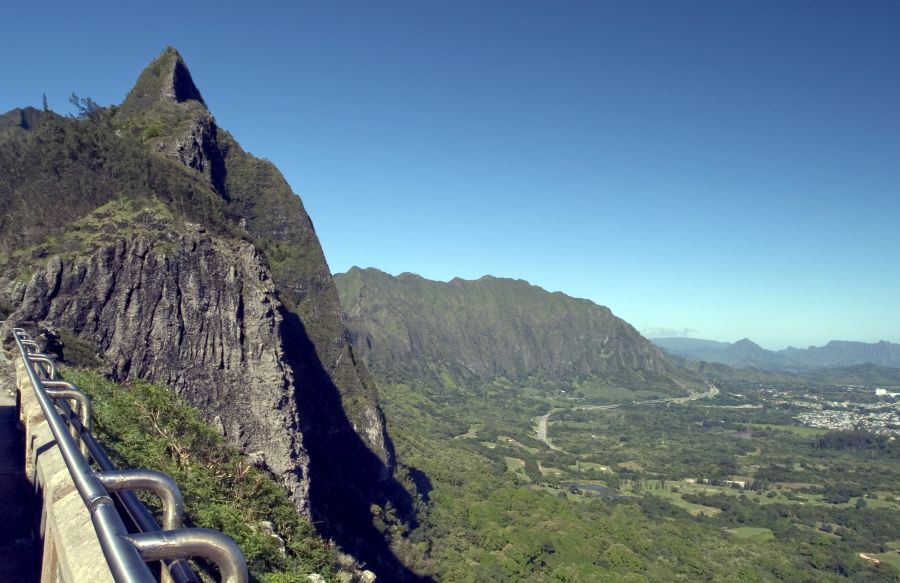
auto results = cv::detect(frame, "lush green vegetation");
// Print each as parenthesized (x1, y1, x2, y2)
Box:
(374, 374, 900, 582)
(0, 106, 242, 262)
(334, 267, 693, 392)
(62, 368, 346, 583)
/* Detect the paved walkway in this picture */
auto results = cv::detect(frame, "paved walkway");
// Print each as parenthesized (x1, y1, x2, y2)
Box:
(0, 353, 39, 581)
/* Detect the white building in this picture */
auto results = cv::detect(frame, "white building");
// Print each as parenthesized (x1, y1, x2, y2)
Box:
(876, 388, 900, 397)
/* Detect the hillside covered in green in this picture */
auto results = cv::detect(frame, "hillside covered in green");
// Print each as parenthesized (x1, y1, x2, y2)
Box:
(335, 267, 691, 393)
(356, 362, 900, 582)
(62, 368, 345, 583)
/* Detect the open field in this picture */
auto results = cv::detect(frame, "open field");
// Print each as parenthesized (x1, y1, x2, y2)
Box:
(727, 527, 775, 541)
(504, 456, 525, 472)
(870, 552, 900, 571)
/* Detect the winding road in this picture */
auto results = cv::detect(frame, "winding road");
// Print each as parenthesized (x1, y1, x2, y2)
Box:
(535, 410, 563, 451)
(534, 385, 719, 451)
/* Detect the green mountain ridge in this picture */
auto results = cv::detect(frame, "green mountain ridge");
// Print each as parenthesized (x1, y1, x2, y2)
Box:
(334, 266, 694, 393)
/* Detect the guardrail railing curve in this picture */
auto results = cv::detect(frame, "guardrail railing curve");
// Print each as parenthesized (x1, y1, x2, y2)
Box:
(10, 328, 248, 583)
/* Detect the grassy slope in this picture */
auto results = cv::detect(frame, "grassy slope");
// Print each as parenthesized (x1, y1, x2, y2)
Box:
(62, 368, 343, 583)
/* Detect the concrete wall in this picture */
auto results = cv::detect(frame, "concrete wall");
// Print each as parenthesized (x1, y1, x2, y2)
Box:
(15, 356, 115, 583)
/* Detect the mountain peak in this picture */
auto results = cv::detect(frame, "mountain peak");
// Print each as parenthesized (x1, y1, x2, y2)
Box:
(726, 338, 768, 358)
(0, 107, 50, 137)
(121, 47, 206, 115)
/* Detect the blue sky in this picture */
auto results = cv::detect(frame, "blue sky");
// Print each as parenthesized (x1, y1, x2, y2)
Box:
(3, 1, 899, 349)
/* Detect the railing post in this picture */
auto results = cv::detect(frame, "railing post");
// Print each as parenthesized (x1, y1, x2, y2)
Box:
(21, 339, 40, 352)
(27, 352, 58, 380)
(97, 470, 186, 583)
(44, 381, 93, 458)
(125, 529, 249, 583)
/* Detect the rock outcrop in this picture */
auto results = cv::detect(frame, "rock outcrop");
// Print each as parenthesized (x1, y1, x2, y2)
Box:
(7, 228, 313, 505)
(114, 48, 389, 470)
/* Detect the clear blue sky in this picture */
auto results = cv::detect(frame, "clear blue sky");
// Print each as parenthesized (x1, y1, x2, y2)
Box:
(3, 1, 899, 349)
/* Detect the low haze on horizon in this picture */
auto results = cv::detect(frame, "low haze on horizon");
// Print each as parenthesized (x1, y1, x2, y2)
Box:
(3, 1, 898, 351)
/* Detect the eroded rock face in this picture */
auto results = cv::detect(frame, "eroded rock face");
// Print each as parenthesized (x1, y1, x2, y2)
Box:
(6, 229, 311, 507)
(155, 110, 227, 196)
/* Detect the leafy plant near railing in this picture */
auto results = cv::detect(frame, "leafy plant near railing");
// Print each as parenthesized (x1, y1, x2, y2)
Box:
(62, 368, 344, 583)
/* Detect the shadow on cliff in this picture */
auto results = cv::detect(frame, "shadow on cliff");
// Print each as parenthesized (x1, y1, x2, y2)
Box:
(279, 308, 432, 582)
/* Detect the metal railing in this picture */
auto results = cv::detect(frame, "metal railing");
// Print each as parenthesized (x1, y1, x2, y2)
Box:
(11, 328, 248, 583)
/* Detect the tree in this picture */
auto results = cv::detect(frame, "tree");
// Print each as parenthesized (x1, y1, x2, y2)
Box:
(68, 92, 100, 119)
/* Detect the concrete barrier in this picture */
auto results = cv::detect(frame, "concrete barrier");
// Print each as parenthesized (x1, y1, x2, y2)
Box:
(15, 356, 115, 583)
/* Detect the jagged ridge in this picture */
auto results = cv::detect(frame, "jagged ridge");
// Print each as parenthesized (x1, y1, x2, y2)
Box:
(335, 267, 685, 388)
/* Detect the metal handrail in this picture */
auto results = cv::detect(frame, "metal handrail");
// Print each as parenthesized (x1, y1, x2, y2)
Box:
(11, 328, 248, 583)
(43, 381, 93, 457)
(97, 470, 184, 532)
(125, 529, 247, 583)
(28, 352, 58, 379)
(55, 397, 201, 583)
(21, 339, 40, 351)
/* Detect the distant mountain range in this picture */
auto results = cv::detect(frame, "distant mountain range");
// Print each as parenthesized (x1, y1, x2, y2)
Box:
(334, 267, 690, 389)
(334, 268, 900, 388)
(652, 337, 900, 371)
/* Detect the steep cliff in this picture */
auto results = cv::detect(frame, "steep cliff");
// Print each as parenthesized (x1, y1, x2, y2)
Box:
(7, 203, 311, 504)
(0, 48, 417, 576)
(113, 49, 388, 467)
(335, 267, 685, 389)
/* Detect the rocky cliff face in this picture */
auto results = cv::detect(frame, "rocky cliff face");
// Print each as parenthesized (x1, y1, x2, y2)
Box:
(335, 267, 682, 388)
(113, 49, 389, 467)
(7, 226, 312, 504)
(118, 50, 227, 194)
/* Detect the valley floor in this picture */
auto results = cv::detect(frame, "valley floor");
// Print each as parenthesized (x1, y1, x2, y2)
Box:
(534, 385, 720, 451)
(377, 375, 900, 582)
